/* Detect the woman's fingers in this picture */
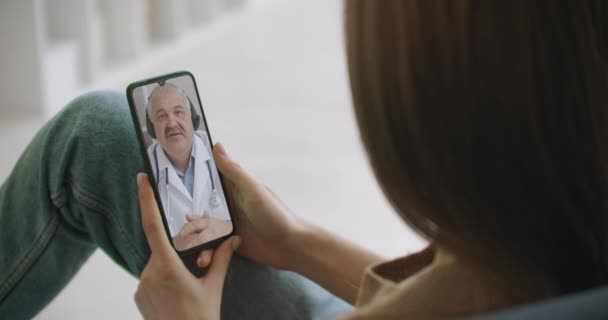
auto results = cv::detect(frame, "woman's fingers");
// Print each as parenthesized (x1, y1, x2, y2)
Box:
(197, 249, 214, 268)
(213, 143, 258, 193)
(203, 236, 241, 288)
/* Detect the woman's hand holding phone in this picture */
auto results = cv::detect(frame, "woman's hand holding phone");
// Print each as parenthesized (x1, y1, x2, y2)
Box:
(213, 143, 383, 303)
(135, 172, 240, 320)
(212, 143, 309, 271)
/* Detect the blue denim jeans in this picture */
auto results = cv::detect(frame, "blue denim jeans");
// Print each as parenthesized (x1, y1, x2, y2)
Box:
(0, 92, 350, 319)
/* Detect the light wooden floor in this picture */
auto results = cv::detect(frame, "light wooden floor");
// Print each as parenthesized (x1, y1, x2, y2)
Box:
(0, 1, 425, 319)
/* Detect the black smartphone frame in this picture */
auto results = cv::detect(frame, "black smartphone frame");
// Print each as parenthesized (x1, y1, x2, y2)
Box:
(126, 70, 236, 256)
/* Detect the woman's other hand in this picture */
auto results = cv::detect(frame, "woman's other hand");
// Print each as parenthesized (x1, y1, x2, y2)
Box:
(213, 144, 383, 303)
(213, 143, 307, 271)
(135, 173, 240, 320)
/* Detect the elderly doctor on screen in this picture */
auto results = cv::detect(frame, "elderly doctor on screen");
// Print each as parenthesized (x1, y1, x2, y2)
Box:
(146, 83, 232, 251)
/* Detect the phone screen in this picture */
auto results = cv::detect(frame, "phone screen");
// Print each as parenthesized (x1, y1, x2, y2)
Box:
(127, 71, 234, 254)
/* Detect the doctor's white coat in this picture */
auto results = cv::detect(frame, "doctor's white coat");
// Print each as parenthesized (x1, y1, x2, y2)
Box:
(147, 130, 230, 237)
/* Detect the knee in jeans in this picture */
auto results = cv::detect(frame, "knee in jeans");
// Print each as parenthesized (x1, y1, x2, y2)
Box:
(61, 91, 140, 160)
(68, 91, 133, 137)
(65, 91, 130, 131)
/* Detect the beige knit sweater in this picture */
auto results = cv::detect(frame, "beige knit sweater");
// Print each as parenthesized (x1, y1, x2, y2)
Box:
(341, 246, 551, 319)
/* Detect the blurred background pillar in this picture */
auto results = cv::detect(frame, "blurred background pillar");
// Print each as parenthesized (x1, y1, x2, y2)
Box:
(45, 0, 103, 83)
(189, 0, 224, 26)
(150, 0, 187, 43)
(0, 0, 46, 114)
(99, 0, 147, 62)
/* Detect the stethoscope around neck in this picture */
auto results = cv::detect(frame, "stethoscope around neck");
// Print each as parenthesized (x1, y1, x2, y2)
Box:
(152, 142, 222, 214)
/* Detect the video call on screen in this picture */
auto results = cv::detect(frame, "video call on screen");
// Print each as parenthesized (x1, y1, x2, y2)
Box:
(131, 75, 233, 251)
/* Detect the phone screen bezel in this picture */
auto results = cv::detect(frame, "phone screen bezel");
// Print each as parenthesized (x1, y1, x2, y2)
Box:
(126, 70, 236, 256)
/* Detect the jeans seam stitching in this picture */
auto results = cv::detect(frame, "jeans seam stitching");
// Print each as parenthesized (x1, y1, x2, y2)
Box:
(0, 214, 60, 303)
(65, 179, 147, 269)
(50, 189, 66, 208)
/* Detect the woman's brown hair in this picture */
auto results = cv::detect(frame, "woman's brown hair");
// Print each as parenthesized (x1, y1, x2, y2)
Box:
(346, 0, 608, 294)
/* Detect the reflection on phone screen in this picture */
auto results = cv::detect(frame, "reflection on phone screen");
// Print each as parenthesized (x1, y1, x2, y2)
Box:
(130, 74, 233, 252)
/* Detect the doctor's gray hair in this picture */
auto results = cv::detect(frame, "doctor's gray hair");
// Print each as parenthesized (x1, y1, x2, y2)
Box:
(146, 83, 191, 120)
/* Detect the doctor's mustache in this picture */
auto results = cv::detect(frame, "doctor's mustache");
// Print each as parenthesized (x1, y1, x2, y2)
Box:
(164, 126, 185, 138)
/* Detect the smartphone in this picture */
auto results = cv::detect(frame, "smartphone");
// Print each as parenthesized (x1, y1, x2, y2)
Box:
(126, 71, 235, 256)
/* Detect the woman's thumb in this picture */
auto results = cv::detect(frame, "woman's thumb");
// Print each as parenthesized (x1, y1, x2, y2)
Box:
(213, 144, 256, 189)
(204, 236, 241, 286)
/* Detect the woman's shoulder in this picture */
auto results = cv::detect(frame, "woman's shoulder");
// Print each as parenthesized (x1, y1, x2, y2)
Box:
(343, 246, 547, 319)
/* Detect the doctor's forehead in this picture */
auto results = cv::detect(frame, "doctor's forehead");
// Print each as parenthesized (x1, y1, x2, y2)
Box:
(148, 85, 189, 113)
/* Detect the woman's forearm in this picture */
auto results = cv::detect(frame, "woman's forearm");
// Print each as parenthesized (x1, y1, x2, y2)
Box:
(287, 223, 385, 304)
